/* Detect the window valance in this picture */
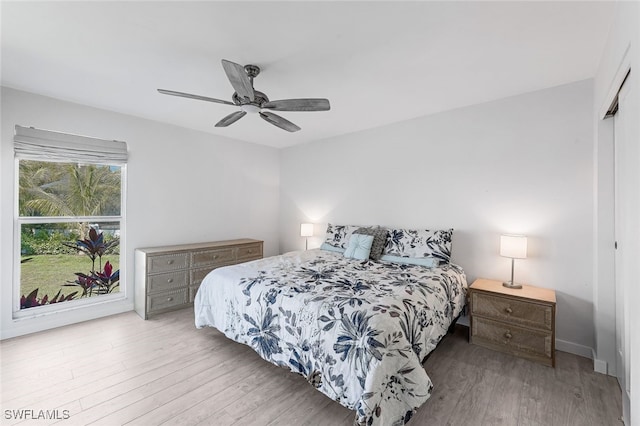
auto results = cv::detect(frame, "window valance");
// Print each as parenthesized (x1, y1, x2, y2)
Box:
(14, 125, 127, 165)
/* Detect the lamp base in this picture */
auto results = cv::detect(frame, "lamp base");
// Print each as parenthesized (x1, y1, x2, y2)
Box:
(502, 281, 523, 289)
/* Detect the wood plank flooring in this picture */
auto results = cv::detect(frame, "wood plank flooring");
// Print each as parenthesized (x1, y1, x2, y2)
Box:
(1, 309, 622, 426)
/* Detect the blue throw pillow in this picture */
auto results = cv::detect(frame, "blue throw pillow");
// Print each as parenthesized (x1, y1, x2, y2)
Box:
(353, 227, 388, 261)
(343, 234, 374, 260)
(320, 242, 345, 253)
(379, 254, 437, 268)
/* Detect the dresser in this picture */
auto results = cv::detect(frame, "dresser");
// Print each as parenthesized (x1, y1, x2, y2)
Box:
(469, 278, 556, 367)
(134, 239, 263, 319)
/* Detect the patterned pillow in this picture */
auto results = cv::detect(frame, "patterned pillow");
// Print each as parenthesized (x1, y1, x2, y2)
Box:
(323, 223, 361, 250)
(382, 228, 453, 264)
(353, 227, 388, 261)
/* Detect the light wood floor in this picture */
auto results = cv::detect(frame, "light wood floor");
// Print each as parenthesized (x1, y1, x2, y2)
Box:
(1, 308, 621, 426)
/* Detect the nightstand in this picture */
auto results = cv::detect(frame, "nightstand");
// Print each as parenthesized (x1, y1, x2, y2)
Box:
(469, 278, 556, 367)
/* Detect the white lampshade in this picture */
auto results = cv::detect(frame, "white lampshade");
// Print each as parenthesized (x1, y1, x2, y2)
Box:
(300, 223, 314, 237)
(500, 235, 527, 259)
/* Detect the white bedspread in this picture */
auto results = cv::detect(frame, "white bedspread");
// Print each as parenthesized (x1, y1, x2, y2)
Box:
(195, 249, 467, 425)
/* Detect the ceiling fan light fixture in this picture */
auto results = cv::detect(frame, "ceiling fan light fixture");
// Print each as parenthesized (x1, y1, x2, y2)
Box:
(240, 104, 262, 114)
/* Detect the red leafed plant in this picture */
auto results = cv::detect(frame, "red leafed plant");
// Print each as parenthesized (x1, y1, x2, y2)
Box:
(20, 227, 120, 309)
(64, 229, 120, 297)
(20, 288, 78, 309)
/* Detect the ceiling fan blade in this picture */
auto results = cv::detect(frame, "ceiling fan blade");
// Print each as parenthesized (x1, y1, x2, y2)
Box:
(157, 89, 235, 106)
(215, 111, 247, 127)
(259, 111, 301, 132)
(262, 98, 330, 112)
(221, 59, 254, 102)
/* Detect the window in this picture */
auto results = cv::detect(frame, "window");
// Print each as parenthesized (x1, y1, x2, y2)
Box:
(14, 126, 127, 317)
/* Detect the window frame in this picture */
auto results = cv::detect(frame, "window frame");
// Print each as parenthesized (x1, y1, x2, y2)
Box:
(12, 127, 127, 320)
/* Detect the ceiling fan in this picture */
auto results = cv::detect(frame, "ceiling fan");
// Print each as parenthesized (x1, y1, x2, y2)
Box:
(158, 60, 330, 132)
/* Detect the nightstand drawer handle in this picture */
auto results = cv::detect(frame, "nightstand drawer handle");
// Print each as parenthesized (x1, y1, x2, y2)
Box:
(504, 331, 513, 340)
(505, 307, 513, 314)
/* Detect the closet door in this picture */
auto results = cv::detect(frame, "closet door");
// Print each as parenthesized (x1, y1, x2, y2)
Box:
(614, 75, 634, 423)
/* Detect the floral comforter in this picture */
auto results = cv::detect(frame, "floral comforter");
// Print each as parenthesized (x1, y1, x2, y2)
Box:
(194, 249, 467, 425)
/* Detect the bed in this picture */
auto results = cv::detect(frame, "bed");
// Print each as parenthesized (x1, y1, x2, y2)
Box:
(194, 226, 467, 426)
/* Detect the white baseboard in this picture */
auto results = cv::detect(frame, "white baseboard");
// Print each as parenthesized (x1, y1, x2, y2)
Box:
(593, 359, 609, 375)
(592, 349, 609, 375)
(622, 388, 630, 425)
(555, 338, 593, 359)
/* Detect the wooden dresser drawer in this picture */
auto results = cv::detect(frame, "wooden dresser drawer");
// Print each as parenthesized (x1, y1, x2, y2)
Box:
(135, 239, 263, 319)
(471, 291, 553, 331)
(237, 243, 263, 261)
(189, 285, 200, 303)
(147, 270, 188, 293)
(147, 253, 188, 274)
(192, 248, 235, 268)
(147, 288, 188, 313)
(191, 267, 216, 287)
(471, 316, 553, 366)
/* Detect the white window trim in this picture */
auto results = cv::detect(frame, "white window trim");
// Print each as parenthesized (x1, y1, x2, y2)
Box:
(13, 126, 128, 321)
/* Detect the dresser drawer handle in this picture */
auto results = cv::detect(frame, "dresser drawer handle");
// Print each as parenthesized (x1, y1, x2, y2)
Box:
(167, 278, 173, 283)
(167, 260, 174, 265)
(167, 297, 173, 302)
(505, 307, 513, 314)
(504, 331, 513, 340)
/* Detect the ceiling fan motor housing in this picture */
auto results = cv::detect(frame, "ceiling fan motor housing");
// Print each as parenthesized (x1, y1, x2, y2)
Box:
(233, 90, 269, 111)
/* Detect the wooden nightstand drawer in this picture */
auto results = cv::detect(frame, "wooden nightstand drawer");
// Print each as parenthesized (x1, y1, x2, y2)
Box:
(470, 291, 553, 331)
(147, 270, 188, 293)
(147, 253, 188, 274)
(237, 243, 263, 261)
(469, 278, 556, 367)
(192, 248, 235, 268)
(471, 316, 553, 366)
(147, 288, 188, 313)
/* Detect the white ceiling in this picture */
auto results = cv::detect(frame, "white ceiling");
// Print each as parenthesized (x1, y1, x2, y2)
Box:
(1, 1, 615, 149)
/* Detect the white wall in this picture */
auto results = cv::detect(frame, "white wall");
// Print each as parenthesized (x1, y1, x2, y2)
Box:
(592, 1, 639, 423)
(0, 87, 280, 339)
(280, 80, 595, 355)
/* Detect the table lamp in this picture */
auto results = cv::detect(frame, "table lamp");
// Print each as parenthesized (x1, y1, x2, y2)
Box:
(300, 223, 313, 250)
(500, 234, 527, 289)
